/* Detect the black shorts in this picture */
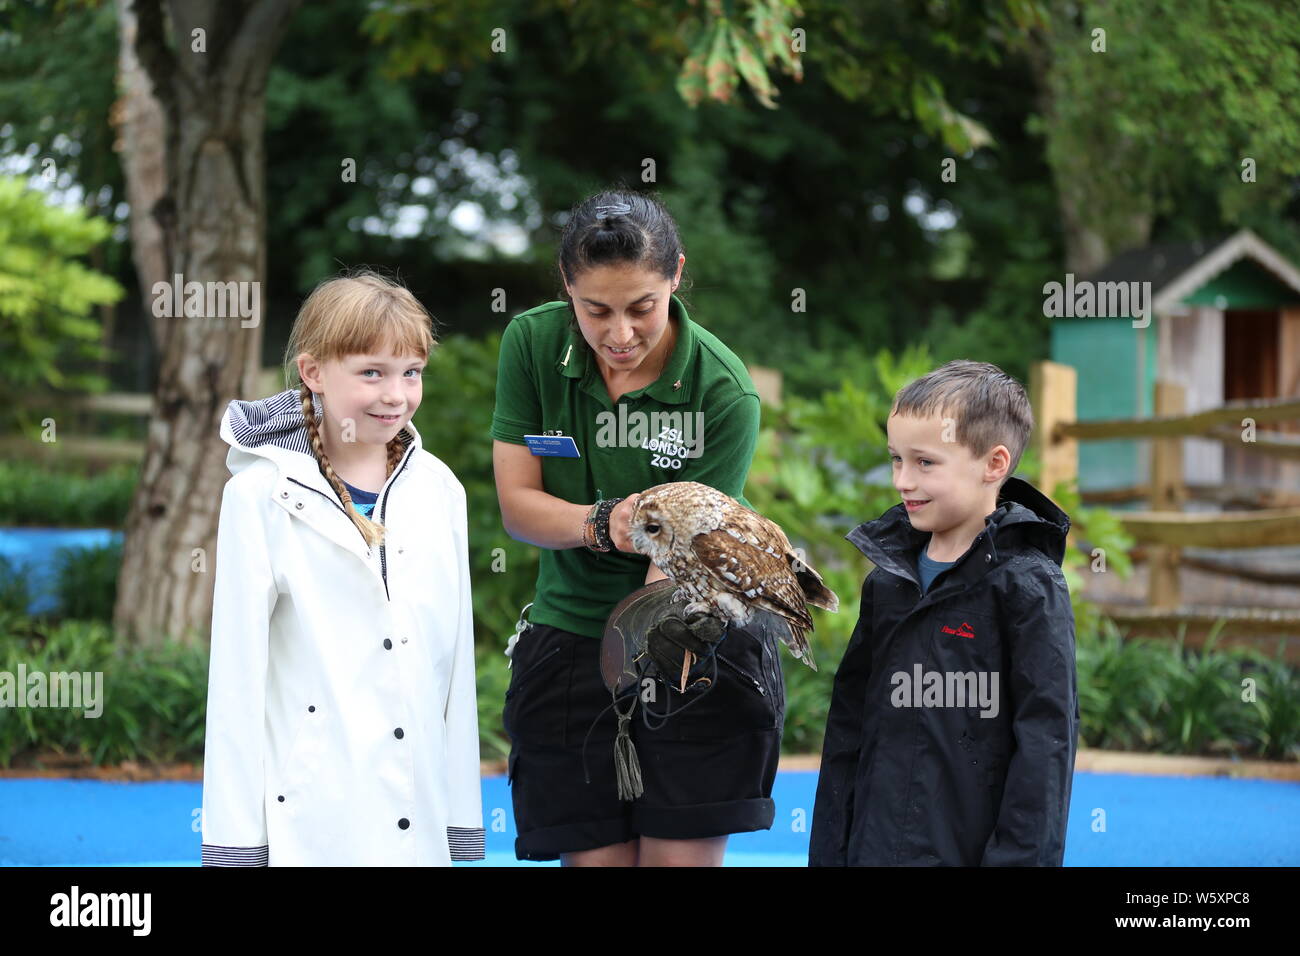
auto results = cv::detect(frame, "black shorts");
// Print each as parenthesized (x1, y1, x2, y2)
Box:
(502, 620, 785, 861)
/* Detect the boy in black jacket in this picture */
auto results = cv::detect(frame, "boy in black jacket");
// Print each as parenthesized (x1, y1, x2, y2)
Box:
(809, 360, 1079, 866)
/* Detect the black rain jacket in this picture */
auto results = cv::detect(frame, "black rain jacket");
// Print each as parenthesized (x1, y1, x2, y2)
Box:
(809, 476, 1079, 866)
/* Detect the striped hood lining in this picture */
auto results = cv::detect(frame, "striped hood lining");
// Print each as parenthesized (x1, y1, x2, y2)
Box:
(221, 387, 415, 471)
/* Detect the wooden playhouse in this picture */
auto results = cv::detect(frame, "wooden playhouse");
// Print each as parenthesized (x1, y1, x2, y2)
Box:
(1049, 229, 1300, 495)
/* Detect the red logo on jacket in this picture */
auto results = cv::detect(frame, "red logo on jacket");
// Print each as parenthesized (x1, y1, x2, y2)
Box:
(940, 621, 975, 639)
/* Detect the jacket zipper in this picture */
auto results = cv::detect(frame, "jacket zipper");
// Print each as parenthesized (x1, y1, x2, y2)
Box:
(285, 439, 415, 602)
(376, 445, 415, 602)
(717, 652, 765, 696)
(286, 477, 350, 518)
(862, 528, 998, 647)
(765, 634, 783, 702)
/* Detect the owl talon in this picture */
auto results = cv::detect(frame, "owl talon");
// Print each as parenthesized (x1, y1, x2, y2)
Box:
(683, 600, 711, 618)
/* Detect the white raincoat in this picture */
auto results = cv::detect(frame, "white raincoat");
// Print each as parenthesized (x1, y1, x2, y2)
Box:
(200, 388, 484, 866)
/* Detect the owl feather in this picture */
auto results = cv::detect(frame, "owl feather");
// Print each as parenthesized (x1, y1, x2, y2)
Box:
(628, 481, 839, 670)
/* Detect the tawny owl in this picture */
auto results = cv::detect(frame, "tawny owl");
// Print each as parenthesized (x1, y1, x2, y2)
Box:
(628, 481, 839, 670)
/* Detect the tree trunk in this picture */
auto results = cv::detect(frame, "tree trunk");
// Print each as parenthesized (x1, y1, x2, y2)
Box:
(112, 0, 170, 313)
(110, 0, 168, 387)
(113, 0, 301, 645)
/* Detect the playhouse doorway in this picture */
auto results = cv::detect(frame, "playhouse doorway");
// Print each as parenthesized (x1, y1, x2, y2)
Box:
(1223, 308, 1281, 486)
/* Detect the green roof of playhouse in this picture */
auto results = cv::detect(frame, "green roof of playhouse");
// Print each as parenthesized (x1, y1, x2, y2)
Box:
(1085, 229, 1300, 314)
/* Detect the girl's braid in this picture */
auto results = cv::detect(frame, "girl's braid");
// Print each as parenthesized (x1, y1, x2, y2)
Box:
(300, 382, 396, 549)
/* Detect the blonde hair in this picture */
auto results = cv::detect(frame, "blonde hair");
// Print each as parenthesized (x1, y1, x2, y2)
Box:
(283, 269, 437, 548)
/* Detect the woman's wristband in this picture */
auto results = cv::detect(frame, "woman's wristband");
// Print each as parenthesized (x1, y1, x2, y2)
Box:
(584, 496, 625, 553)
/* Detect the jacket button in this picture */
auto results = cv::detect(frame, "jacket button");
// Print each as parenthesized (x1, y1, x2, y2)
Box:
(278, 795, 285, 802)
(398, 818, 410, 830)
(985, 554, 991, 562)
(280, 491, 289, 499)
(401, 636, 408, 644)
(308, 705, 315, 713)
(394, 727, 404, 739)
(295, 501, 304, 510)
(383, 638, 392, 650)
(397, 547, 404, 554)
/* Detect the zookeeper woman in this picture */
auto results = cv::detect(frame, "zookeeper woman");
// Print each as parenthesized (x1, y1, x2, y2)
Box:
(490, 189, 783, 867)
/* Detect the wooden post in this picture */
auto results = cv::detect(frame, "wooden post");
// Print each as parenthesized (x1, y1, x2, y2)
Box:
(1029, 361, 1078, 504)
(1148, 382, 1186, 610)
(747, 365, 783, 408)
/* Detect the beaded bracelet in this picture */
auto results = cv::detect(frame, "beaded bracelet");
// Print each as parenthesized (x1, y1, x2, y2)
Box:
(584, 496, 625, 553)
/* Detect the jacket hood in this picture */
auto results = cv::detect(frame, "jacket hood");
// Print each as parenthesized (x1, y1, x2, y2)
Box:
(846, 475, 1071, 586)
(219, 387, 420, 480)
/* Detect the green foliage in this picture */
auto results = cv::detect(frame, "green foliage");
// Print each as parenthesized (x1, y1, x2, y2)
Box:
(409, 333, 539, 646)
(675, 1, 804, 109)
(0, 459, 136, 528)
(1249, 650, 1300, 761)
(0, 555, 33, 616)
(0, 613, 208, 768)
(0, 0, 123, 220)
(1158, 624, 1255, 755)
(1039, 0, 1300, 249)
(1075, 621, 1170, 751)
(1076, 621, 1300, 762)
(4, 609, 1292, 768)
(53, 541, 120, 622)
(746, 347, 934, 751)
(476, 639, 512, 762)
(657, 143, 779, 362)
(800, 0, 1043, 152)
(0, 176, 120, 431)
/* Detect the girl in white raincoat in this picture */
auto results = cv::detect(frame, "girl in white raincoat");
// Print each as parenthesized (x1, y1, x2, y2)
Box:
(201, 270, 484, 866)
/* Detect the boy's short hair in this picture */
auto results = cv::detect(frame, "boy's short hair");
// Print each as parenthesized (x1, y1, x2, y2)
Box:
(891, 360, 1034, 482)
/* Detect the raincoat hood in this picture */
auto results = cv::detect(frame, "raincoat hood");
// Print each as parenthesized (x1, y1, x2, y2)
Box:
(846, 475, 1070, 587)
(219, 387, 420, 482)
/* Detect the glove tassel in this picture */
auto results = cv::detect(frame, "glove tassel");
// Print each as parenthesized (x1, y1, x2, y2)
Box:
(612, 694, 644, 800)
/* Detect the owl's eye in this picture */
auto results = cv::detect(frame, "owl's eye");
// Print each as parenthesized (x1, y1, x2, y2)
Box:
(645, 523, 661, 534)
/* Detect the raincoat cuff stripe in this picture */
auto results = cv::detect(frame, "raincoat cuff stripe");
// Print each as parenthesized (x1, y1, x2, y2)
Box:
(201, 844, 270, 866)
(448, 827, 486, 860)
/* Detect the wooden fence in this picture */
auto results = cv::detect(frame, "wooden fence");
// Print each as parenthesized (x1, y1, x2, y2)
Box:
(0, 370, 286, 465)
(1031, 361, 1300, 659)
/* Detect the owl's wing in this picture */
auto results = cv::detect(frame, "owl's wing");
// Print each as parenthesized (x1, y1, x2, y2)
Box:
(690, 527, 814, 631)
(600, 579, 680, 694)
(728, 502, 840, 614)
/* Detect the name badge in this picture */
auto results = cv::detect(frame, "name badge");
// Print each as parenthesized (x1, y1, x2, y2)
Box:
(524, 433, 581, 458)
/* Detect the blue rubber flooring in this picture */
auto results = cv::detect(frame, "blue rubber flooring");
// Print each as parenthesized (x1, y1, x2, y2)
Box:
(0, 527, 121, 615)
(1, 769, 1296, 866)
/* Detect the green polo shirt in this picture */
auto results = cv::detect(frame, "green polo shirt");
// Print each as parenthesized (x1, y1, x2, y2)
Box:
(490, 294, 760, 639)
